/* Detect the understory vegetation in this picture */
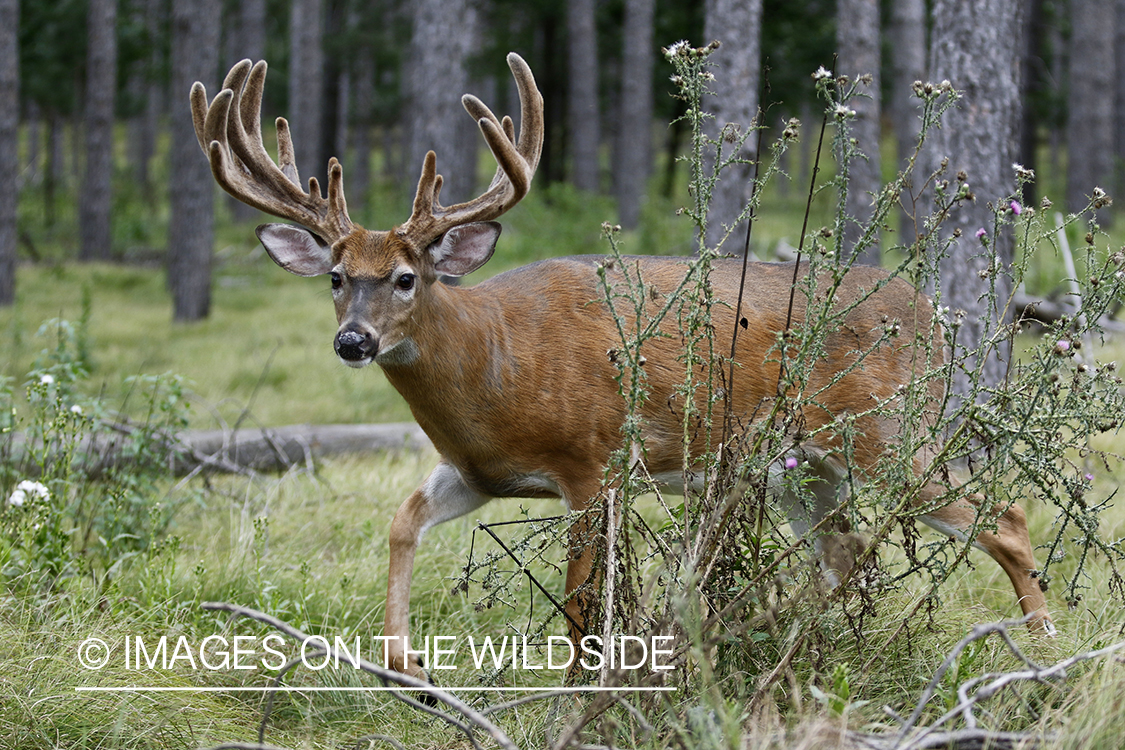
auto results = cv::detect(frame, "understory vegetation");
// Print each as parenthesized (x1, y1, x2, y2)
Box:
(3, 48, 1125, 750)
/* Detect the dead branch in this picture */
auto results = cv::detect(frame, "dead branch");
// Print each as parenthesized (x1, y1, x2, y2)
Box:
(198, 601, 517, 750)
(886, 617, 1124, 750)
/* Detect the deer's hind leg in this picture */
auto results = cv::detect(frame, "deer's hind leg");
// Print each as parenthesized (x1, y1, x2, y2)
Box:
(916, 481, 1054, 634)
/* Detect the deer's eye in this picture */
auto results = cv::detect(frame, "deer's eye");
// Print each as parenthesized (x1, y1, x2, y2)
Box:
(330, 272, 342, 290)
(396, 273, 416, 291)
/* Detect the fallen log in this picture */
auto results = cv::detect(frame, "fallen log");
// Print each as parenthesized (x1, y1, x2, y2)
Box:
(2, 422, 432, 478)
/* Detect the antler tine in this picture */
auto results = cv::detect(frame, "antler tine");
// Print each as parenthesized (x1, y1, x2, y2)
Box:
(190, 60, 353, 245)
(274, 117, 301, 187)
(400, 52, 543, 247)
(410, 151, 440, 218)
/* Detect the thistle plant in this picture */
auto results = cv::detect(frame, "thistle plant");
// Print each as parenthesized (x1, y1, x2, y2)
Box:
(451, 43, 1125, 739)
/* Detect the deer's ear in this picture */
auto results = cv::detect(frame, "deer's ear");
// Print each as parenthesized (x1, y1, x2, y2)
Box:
(429, 222, 501, 277)
(257, 224, 334, 276)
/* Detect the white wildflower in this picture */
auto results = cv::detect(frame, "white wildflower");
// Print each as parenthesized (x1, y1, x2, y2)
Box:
(8, 480, 50, 507)
(39, 374, 55, 386)
(70, 404, 83, 416)
(813, 66, 832, 81)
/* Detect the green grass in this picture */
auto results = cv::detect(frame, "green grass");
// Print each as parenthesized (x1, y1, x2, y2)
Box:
(2, 447, 1123, 749)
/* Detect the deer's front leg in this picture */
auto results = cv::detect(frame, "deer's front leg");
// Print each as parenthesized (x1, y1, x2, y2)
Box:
(385, 462, 491, 678)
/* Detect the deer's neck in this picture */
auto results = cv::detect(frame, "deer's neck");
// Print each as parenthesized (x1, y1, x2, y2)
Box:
(379, 283, 517, 445)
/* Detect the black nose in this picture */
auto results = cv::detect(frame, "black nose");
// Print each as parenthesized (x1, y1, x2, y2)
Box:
(335, 329, 374, 361)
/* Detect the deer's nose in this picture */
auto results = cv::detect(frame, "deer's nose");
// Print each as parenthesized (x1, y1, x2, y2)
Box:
(334, 328, 375, 362)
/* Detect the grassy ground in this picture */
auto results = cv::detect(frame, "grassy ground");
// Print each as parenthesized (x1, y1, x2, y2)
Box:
(2, 448, 1123, 749)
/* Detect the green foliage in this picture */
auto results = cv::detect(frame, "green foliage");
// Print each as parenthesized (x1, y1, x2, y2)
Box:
(18, 0, 86, 116)
(0, 316, 190, 596)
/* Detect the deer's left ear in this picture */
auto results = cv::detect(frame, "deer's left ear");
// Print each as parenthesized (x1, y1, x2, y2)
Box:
(429, 221, 501, 277)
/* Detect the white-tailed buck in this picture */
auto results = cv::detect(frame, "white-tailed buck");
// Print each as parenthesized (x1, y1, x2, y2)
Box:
(192, 53, 1053, 679)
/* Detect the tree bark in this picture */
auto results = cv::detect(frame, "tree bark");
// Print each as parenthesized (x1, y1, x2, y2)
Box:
(836, 0, 881, 264)
(6, 423, 431, 478)
(614, 0, 654, 230)
(320, 0, 344, 178)
(567, 0, 601, 193)
(240, 0, 265, 63)
(407, 0, 481, 206)
(0, 0, 17, 305)
(79, 0, 117, 262)
(702, 0, 762, 253)
(125, 0, 162, 196)
(228, 0, 267, 222)
(349, 49, 374, 215)
(1118, 0, 1125, 201)
(288, 0, 325, 187)
(927, 0, 1024, 401)
(888, 0, 926, 241)
(1017, 0, 1046, 207)
(168, 0, 220, 321)
(1066, 0, 1114, 221)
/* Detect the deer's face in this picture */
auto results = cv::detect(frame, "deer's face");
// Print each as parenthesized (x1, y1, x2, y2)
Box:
(257, 222, 501, 369)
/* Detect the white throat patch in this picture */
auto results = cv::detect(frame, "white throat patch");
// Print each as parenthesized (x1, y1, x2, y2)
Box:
(375, 336, 420, 367)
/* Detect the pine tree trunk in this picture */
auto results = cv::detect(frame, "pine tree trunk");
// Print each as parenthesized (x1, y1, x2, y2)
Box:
(45, 112, 63, 227)
(407, 0, 480, 205)
(702, 0, 762, 253)
(1067, 0, 1114, 222)
(349, 47, 374, 213)
(567, 0, 601, 193)
(23, 103, 39, 189)
(927, 0, 1024, 399)
(888, 0, 926, 241)
(79, 0, 117, 262)
(1017, 0, 1045, 206)
(614, 0, 654, 230)
(229, 0, 266, 222)
(126, 0, 161, 194)
(0, 0, 17, 305)
(320, 0, 344, 175)
(168, 0, 220, 322)
(836, 0, 881, 263)
(288, 0, 325, 186)
(240, 0, 265, 63)
(1117, 0, 1125, 201)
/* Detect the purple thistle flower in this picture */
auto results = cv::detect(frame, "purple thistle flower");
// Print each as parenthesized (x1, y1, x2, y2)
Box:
(784, 457, 799, 470)
(1010, 200, 1022, 215)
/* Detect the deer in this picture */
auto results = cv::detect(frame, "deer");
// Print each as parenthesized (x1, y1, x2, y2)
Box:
(190, 53, 1054, 680)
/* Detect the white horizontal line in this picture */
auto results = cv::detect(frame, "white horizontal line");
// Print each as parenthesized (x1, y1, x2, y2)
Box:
(75, 686, 676, 693)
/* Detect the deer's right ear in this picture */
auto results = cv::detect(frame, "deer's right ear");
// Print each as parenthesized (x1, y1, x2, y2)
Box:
(429, 221, 501, 277)
(256, 223, 334, 277)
